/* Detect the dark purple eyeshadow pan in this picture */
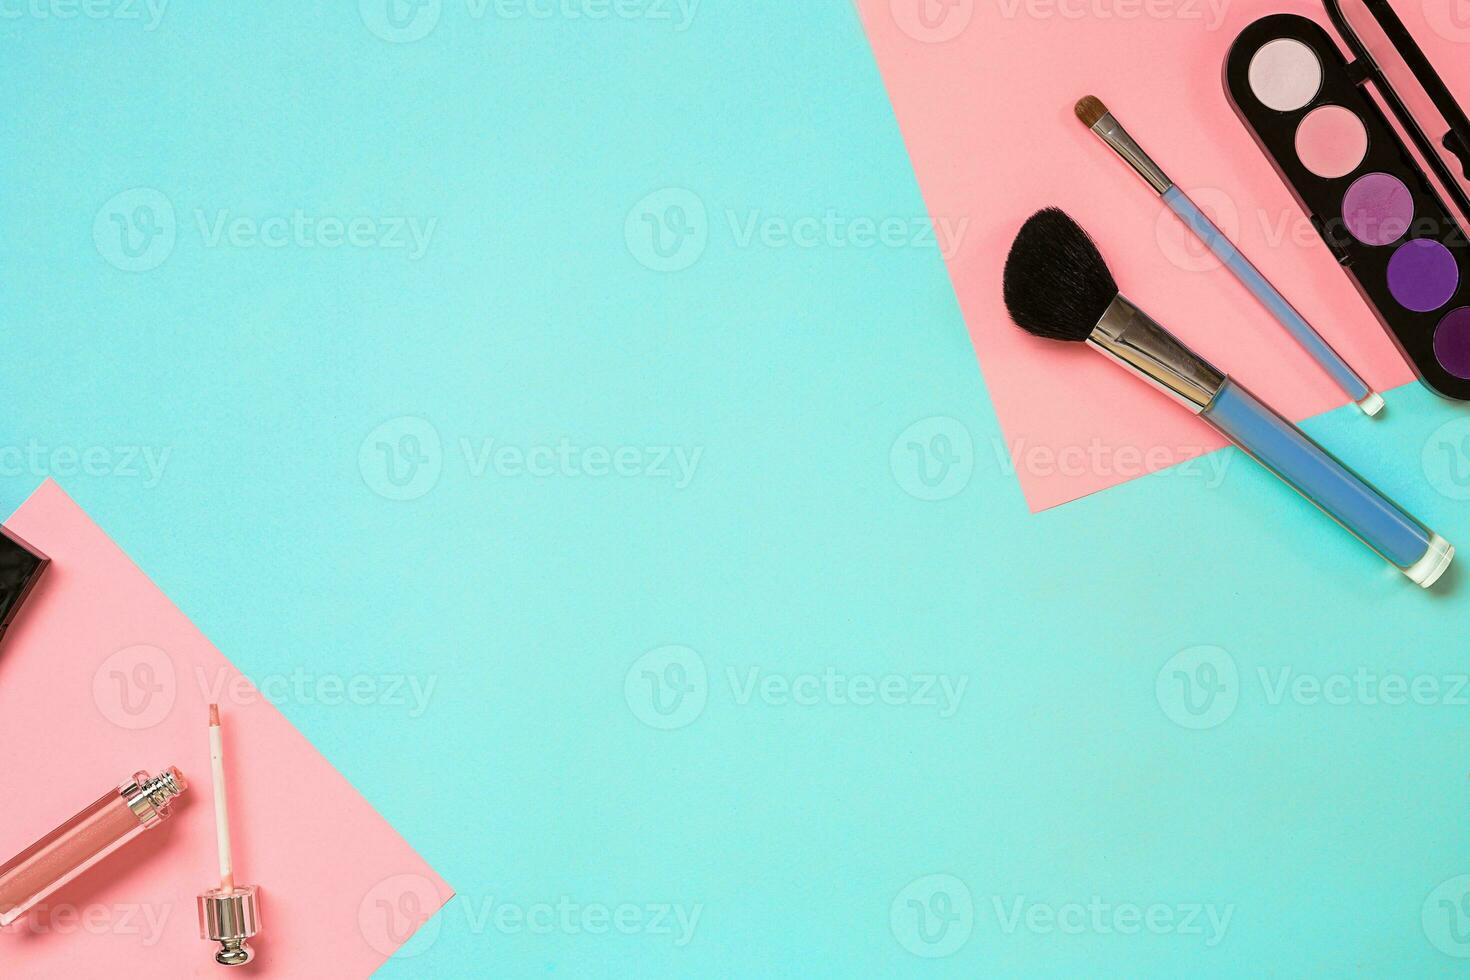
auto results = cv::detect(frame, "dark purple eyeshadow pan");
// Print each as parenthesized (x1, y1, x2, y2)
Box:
(1434, 308, 1470, 379)
(1387, 239, 1459, 312)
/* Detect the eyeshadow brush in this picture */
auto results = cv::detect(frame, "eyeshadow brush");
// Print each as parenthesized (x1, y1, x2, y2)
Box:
(1075, 95, 1384, 416)
(1003, 207, 1452, 586)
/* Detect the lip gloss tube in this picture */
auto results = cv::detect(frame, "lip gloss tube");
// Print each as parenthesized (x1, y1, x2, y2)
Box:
(0, 768, 186, 927)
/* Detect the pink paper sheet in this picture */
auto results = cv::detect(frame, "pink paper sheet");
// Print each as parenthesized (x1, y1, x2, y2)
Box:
(858, 0, 1470, 509)
(0, 481, 451, 977)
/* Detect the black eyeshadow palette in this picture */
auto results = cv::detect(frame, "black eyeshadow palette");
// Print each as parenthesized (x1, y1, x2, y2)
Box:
(1225, 14, 1470, 400)
(0, 526, 48, 646)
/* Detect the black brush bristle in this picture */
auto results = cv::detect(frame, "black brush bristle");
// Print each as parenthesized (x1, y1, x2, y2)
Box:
(1002, 207, 1118, 342)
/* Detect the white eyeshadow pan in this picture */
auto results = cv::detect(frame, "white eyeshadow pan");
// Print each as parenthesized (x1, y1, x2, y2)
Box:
(1248, 38, 1323, 111)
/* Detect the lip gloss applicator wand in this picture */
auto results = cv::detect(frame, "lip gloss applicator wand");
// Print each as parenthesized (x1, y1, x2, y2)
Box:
(198, 703, 261, 966)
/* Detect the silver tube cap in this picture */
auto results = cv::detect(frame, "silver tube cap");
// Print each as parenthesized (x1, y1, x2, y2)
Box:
(199, 885, 261, 966)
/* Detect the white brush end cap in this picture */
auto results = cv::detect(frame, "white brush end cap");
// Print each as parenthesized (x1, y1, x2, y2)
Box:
(1405, 533, 1453, 588)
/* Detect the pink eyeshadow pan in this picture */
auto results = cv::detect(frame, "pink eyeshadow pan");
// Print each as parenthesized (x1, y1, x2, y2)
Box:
(1342, 173, 1413, 246)
(1295, 106, 1367, 178)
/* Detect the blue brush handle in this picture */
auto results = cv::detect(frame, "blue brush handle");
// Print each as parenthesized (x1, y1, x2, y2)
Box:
(1201, 380, 1449, 583)
(1163, 187, 1374, 407)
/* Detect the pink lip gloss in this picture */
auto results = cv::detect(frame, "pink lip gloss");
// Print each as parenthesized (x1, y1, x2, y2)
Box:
(0, 768, 186, 927)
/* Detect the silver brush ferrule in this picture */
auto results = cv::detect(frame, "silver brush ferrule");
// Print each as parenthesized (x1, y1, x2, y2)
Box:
(1086, 295, 1226, 412)
(1090, 112, 1173, 196)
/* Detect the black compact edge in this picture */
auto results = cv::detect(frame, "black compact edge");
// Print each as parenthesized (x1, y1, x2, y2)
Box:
(1322, 0, 1470, 224)
(0, 525, 48, 646)
(1224, 14, 1470, 400)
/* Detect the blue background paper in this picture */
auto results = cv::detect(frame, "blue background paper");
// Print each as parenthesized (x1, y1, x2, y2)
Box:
(5, 0, 1470, 975)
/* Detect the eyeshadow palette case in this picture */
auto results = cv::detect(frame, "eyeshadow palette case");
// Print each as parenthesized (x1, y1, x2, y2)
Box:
(0, 526, 48, 646)
(1225, 4, 1470, 400)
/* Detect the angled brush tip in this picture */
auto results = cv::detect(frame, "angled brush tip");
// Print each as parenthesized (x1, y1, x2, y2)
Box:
(1002, 208, 1119, 343)
(1074, 95, 1108, 128)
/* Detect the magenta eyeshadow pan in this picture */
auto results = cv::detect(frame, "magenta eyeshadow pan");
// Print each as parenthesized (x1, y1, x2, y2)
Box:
(1342, 173, 1413, 246)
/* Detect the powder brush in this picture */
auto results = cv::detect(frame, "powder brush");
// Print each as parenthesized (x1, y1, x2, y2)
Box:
(1004, 207, 1451, 586)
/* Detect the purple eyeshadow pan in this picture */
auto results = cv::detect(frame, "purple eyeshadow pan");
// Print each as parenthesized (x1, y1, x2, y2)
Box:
(1434, 307, 1470, 379)
(1387, 239, 1459, 312)
(1342, 173, 1413, 246)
